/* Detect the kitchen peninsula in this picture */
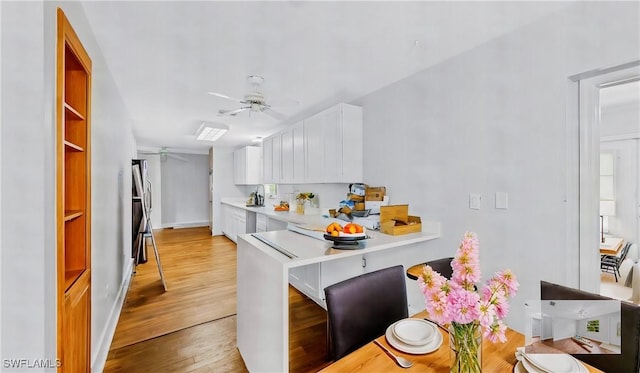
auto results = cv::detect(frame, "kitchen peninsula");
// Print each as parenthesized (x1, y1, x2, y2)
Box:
(236, 220, 442, 372)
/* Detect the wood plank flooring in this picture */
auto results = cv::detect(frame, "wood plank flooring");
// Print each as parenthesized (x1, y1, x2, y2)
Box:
(104, 227, 330, 372)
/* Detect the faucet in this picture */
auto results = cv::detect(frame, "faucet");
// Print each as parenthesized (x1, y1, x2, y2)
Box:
(255, 185, 265, 206)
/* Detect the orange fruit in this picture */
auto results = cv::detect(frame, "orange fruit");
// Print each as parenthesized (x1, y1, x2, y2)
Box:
(331, 230, 339, 237)
(355, 224, 364, 233)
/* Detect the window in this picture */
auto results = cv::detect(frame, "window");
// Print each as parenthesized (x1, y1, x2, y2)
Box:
(264, 184, 277, 198)
(600, 152, 615, 201)
(586, 320, 599, 333)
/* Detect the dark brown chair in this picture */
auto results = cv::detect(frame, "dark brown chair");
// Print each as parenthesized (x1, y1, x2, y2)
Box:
(406, 257, 454, 280)
(540, 281, 640, 373)
(324, 265, 408, 360)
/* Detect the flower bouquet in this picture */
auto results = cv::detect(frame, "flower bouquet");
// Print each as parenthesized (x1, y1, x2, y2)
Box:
(417, 232, 518, 373)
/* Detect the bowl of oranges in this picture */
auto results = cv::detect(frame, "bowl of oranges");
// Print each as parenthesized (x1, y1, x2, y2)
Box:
(323, 222, 367, 245)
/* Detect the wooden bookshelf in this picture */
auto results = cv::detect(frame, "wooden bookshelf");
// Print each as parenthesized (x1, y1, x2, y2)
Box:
(56, 8, 92, 372)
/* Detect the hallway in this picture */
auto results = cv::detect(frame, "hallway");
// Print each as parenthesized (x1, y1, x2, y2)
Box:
(103, 227, 329, 372)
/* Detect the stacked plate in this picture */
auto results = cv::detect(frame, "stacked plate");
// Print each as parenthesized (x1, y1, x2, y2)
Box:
(515, 349, 588, 373)
(385, 318, 443, 354)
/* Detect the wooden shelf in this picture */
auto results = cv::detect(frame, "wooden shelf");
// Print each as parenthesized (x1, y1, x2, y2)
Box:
(64, 210, 83, 221)
(64, 102, 85, 121)
(64, 269, 84, 290)
(64, 140, 84, 152)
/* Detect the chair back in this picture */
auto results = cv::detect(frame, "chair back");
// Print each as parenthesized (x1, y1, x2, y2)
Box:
(540, 281, 640, 373)
(619, 241, 632, 264)
(324, 265, 408, 360)
(425, 257, 454, 279)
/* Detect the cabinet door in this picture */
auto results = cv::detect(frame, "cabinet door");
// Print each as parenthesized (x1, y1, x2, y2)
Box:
(62, 274, 90, 373)
(292, 122, 305, 183)
(245, 147, 262, 185)
(322, 106, 342, 182)
(262, 137, 274, 183)
(272, 134, 282, 183)
(304, 113, 325, 183)
(280, 128, 294, 183)
(233, 148, 245, 185)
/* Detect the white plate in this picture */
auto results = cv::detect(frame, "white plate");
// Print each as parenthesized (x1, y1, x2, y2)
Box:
(385, 321, 443, 354)
(514, 361, 527, 373)
(520, 357, 547, 373)
(524, 353, 585, 373)
(392, 318, 437, 346)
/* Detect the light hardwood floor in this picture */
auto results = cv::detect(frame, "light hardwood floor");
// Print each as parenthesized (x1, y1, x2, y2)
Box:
(104, 227, 330, 372)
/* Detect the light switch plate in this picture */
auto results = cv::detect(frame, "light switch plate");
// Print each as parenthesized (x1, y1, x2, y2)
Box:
(496, 192, 508, 209)
(469, 194, 481, 210)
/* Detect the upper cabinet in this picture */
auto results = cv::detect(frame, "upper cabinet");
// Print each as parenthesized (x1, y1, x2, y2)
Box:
(234, 146, 262, 185)
(263, 103, 363, 184)
(280, 121, 305, 184)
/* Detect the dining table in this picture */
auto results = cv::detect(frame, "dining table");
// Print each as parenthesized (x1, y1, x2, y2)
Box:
(600, 237, 624, 256)
(319, 311, 603, 373)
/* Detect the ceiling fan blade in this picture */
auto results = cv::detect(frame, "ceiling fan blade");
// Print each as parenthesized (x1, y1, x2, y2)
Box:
(207, 91, 245, 103)
(167, 153, 188, 162)
(218, 107, 250, 116)
(263, 107, 287, 121)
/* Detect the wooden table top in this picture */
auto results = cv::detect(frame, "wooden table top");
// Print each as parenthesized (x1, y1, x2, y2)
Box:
(319, 312, 603, 373)
(600, 237, 624, 256)
(405, 263, 423, 280)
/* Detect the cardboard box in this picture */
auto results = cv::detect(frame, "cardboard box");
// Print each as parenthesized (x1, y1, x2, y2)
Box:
(380, 205, 422, 235)
(366, 186, 386, 201)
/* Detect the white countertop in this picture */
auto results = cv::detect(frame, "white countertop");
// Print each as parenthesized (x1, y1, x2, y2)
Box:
(221, 198, 321, 225)
(239, 225, 441, 268)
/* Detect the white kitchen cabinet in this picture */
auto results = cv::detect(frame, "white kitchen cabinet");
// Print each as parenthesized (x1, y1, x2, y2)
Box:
(266, 217, 287, 232)
(234, 146, 262, 185)
(262, 137, 274, 183)
(262, 134, 282, 184)
(256, 213, 267, 233)
(280, 121, 305, 184)
(304, 103, 363, 183)
(222, 205, 256, 243)
(262, 103, 362, 185)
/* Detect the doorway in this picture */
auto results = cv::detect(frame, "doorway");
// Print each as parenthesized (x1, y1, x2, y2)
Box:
(576, 63, 640, 295)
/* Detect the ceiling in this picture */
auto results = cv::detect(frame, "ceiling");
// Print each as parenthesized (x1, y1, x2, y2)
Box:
(81, 1, 575, 154)
(541, 300, 621, 320)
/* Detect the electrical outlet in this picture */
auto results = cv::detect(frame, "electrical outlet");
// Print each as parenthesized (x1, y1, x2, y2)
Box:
(469, 194, 481, 210)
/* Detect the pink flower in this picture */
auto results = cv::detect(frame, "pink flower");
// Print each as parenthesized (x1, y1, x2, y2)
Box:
(484, 321, 507, 343)
(478, 299, 495, 328)
(493, 292, 509, 319)
(418, 265, 446, 296)
(416, 232, 516, 345)
(495, 269, 519, 297)
(446, 288, 480, 324)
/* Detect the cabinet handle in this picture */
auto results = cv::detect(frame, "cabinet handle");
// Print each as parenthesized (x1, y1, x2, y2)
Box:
(362, 257, 366, 268)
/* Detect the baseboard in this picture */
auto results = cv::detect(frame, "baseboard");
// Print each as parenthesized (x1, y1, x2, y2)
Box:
(91, 259, 134, 372)
(163, 220, 209, 229)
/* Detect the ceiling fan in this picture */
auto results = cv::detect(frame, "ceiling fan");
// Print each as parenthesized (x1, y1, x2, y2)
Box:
(138, 147, 188, 162)
(208, 75, 297, 120)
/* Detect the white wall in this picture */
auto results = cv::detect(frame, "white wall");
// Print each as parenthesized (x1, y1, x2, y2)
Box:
(1, 1, 137, 370)
(353, 1, 640, 333)
(601, 139, 639, 245)
(552, 317, 576, 342)
(1, 1, 50, 366)
(601, 100, 640, 246)
(212, 148, 247, 235)
(160, 153, 209, 228)
(578, 313, 618, 344)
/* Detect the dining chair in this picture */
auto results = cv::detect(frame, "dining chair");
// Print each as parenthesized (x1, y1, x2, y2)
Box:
(324, 265, 409, 360)
(601, 241, 632, 282)
(540, 281, 640, 373)
(406, 257, 454, 280)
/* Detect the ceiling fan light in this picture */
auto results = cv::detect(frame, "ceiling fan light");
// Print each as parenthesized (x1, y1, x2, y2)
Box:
(196, 122, 229, 142)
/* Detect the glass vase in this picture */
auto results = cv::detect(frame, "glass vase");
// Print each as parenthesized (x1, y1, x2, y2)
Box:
(295, 201, 305, 214)
(449, 322, 482, 373)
